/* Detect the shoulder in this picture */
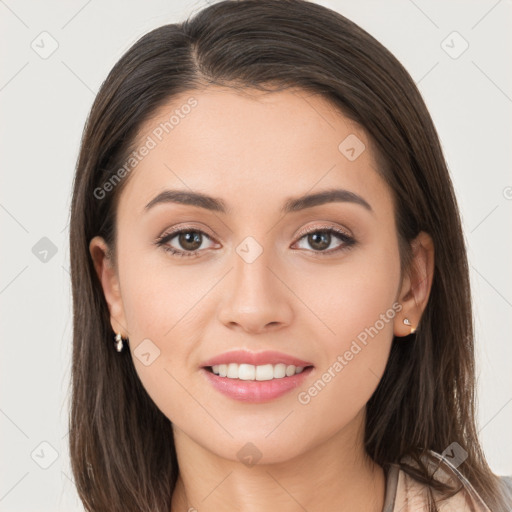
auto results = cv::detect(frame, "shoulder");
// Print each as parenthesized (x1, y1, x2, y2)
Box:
(498, 475, 512, 504)
(394, 469, 485, 511)
(384, 450, 511, 512)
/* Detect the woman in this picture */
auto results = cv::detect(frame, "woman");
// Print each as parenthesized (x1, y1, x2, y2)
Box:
(68, 0, 512, 510)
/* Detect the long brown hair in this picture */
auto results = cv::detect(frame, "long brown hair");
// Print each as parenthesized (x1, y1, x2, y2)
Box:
(68, 1, 506, 510)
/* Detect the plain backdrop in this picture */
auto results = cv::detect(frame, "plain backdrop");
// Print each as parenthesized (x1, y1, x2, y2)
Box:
(1, 0, 511, 510)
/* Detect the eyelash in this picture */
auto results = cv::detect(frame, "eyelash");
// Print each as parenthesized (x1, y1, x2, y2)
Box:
(154, 225, 356, 259)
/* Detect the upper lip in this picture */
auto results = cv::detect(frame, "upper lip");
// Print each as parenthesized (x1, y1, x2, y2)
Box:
(201, 350, 313, 368)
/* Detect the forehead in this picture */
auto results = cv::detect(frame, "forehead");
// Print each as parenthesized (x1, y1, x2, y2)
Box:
(119, 86, 391, 217)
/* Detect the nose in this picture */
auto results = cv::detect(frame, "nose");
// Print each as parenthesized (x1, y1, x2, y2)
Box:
(217, 248, 294, 334)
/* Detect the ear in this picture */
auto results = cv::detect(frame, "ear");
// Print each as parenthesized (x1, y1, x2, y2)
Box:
(89, 236, 129, 337)
(394, 231, 435, 337)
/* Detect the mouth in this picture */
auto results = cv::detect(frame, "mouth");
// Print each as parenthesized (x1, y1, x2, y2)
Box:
(200, 363, 315, 403)
(204, 362, 314, 381)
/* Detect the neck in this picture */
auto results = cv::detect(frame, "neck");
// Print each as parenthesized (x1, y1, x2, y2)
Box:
(170, 411, 385, 512)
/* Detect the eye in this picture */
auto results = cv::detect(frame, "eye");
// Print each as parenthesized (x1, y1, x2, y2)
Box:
(155, 227, 216, 258)
(155, 224, 357, 258)
(292, 226, 356, 255)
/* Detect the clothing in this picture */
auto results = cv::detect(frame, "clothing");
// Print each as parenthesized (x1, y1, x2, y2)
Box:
(382, 451, 512, 511)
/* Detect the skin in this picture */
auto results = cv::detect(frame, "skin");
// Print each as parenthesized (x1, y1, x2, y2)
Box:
(90, 86, 434, 512)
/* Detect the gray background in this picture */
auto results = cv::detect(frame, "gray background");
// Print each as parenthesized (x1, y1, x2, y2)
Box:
(1, 0, 511, 510)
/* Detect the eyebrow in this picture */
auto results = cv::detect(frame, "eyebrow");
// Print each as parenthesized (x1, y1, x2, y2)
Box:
(144, 188, 373, 215)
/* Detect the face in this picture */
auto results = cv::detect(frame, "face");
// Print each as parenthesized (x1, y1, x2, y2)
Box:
(91, 86, 433, 464)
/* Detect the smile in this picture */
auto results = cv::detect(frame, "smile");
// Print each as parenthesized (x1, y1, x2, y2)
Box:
(209, 363, 308, 381)
(201, 365, 314, 403)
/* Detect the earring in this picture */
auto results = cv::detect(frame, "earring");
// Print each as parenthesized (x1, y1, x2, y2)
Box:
(403, 318, 416, 334)
(114, 332, 126, 352)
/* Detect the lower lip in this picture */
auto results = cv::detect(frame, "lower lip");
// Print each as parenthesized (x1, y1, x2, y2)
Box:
(200, 367, 314, 403)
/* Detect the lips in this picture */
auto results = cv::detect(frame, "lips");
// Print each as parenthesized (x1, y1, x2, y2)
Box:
(200, 365, 314, 402)
(200, 349, 313, 368)
(200, 349, 315, 403)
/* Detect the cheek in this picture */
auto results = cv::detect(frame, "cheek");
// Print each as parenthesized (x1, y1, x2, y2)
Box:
(116, 246, 222, 424)
(291, 239, 401, 420)
(118, 241, 211, 341)
(292, 235, 401, 355)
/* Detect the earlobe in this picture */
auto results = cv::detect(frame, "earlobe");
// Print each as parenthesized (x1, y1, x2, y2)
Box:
(89, 236, 129, 337)
(394, 231, 435, 337)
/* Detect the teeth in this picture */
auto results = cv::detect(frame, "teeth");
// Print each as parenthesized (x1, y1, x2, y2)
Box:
(211, 363, 306, 380)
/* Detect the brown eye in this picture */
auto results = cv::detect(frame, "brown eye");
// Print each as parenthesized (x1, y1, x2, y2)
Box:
(155, 228, 215, 257)
(306, 231, 331, 251)
(293, 227, 356, 255)
(177, 231, 203, 251)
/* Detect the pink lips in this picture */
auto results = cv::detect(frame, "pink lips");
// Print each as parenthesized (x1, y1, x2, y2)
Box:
(200, 349, 314, 403)
(201, 349, 313, 368)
